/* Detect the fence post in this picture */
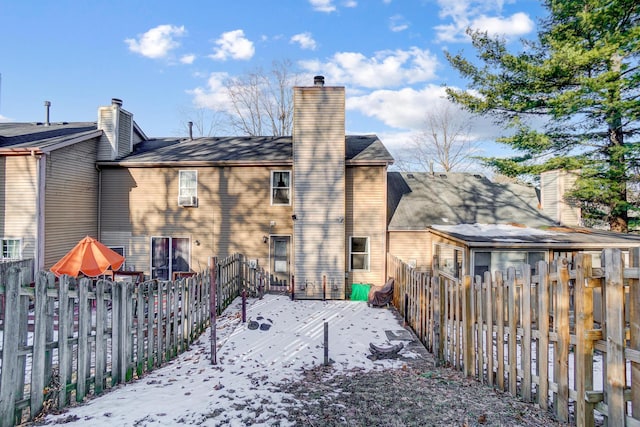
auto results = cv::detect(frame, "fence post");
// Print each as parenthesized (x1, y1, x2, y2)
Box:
(0, 267, 20, 427)
(604, 248, 625, 426)
(574, 253, 595, 426)
(210, 257, 218, 365)
(57, 275, 72, 407)
(484, 271, 494, 386)
(496, 271, 505, 391)
(507, 267, 517, 395)
(521, 264, 532, 403)
(553, 258, 570, 422)
(630, 247, 640, 423)
(462, 275, 473, 378)
(537, 260, 550, 410)
(30, 271, 49, 420)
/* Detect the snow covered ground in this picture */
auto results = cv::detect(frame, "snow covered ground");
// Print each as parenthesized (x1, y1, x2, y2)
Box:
(44, 294, 419, 426)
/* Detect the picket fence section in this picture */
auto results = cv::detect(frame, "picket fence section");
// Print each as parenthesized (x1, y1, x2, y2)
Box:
(390, 248, 640, 426)
(0, 253, 263, 426)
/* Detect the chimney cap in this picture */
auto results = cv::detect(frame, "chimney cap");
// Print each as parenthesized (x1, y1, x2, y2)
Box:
(313, 75, 325, 87)
(111, 98, 123, 107)
(44, 100, 51, 107)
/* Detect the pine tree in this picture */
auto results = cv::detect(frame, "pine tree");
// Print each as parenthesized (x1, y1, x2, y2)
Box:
(446, 0, 640, 232)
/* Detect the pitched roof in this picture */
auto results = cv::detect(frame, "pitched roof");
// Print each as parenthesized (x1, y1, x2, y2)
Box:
(387, 171, 556, 230)
(98, 134, 394, 166)
(0, 122, 100, 152)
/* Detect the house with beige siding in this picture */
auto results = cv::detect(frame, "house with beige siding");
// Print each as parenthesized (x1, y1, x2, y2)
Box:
(97, 77, 393, 299)
(0, 107, 146, 275)
(386, 171, 640, 278)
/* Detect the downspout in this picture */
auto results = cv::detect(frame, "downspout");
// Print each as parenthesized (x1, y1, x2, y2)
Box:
(35, 152, 46, 273)
(96, 164, 102, 239)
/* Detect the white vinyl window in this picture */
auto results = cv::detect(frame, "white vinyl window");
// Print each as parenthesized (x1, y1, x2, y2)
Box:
(178, 170, 198, 206)
(1, 238, 21, 260)
(271, 171, 291, 205)
(349, 236, 370, 271)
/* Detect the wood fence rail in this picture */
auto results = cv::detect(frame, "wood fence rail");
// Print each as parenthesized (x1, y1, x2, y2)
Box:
(389, 248, 640, 426)
(0, 253, 262, 426)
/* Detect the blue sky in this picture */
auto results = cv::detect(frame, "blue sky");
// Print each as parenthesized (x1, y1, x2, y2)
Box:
(0, 0, 546, 160)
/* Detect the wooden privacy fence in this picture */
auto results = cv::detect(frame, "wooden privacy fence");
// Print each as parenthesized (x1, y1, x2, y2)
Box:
(0, 253, 268, 427)
(390, 248, 640, 426)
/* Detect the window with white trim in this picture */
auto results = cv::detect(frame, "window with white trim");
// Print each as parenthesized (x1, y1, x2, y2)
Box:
(178, 170, 198, 206)
(151, 237, 191, 280)
(2, 238, 22, 260)
(271, 171, 291, 205)
(349, 236, 369, 271)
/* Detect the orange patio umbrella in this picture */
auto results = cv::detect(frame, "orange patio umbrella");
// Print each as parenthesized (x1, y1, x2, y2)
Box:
(50, 236, 125, 278)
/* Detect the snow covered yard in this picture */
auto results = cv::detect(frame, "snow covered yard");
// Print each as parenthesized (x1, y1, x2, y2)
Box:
(42, 294, 424, 426)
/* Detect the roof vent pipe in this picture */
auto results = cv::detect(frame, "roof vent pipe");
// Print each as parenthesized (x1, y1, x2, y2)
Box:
(313, 75, 325, 87)
(111, 98, 123, 107)
(188, 121, 193, 140)
(44, 101, 51, 126)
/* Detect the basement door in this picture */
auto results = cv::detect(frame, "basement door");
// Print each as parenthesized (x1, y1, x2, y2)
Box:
(270, 236, 290, 288)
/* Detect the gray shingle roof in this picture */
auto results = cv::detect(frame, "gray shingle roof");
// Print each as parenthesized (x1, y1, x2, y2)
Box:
(0, 122, 99, 150)
(388, 171, 556, 230)
(101, 134, 393, 165)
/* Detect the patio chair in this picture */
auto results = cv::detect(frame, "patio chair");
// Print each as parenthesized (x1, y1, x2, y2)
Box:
(367, 278, 394, 307)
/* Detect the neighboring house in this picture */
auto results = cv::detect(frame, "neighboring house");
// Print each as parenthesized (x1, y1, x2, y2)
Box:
(0, 99, 146, 276)
(97, 77, 393, 299)
(386, 171, 640, 277)
(387, 171, 555, 272)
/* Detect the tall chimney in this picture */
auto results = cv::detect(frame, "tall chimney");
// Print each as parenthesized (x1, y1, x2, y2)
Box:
(44, 101, 51, 126)
(188, 121, 193, 140)
(313, 75, 325, 87)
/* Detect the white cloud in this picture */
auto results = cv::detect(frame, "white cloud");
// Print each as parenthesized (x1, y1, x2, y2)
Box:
(210, 30, 255, 61)
(187, 72, 232, 110)
(180, 54, 196, 64)
(290, 32, 317, 50)
(309, 0, 336, 12)
(343, 0, 357, 7)
(347, 84, 504, 142)
(125, 24, 186, 59)
(434, 0, 534, 42)
(299, 47, 438, 89)
(0, 114, 10, 122)
(471, 12, 534, 36)
(389, 15, 409, 32)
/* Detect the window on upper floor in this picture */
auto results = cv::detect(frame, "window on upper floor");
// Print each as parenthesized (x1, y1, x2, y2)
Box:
(178, 170, 198, 207)
(2, 238, 22, 260)
(350, 236, 370, 271)
(271, 171, 291, 205)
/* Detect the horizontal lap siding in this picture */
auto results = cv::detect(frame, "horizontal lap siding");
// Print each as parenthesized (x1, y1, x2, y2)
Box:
(100, 165, 294, 277)
(346, 166, 387, 287)
(388, 231, 432, 273)
(293, 86, 345, 299)
(3, 156, 37, 260)
(44, 140, 99, 268)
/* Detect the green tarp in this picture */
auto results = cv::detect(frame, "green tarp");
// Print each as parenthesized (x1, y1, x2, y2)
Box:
(350, 283, 371, 301)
